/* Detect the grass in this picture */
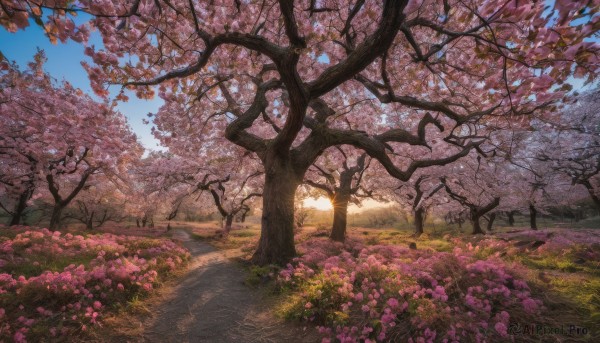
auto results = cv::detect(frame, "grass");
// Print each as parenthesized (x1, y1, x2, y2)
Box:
(231, 229, 259, 237)
(3, 254, 96, 278)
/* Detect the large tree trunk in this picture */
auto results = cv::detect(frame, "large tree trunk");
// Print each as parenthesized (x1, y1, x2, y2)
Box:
(224, 214, 234, 234)
(470, 207, 485, 235)
(86, 211, 94, 230)
(413, 207, 425, 237)
(588, 193, 600, 215)
(46, 169, 93, 231)
(486, 212, 496, 231)
(49, 205, 64, 231)
(582, 181, 600, 214)
(9, 187, 34, 226)
(529, 203, 538, 230)
(471, 214, 485, 234)
(252, 158, 299, 265)
(330, 192, 350, 242)
(507, 211, 515, 226)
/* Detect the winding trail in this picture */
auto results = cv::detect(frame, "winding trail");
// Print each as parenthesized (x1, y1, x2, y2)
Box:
(141, 229, 317, 343)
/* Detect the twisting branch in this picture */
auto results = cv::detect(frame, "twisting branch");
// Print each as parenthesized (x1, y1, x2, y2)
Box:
(222, 79, 282, 155)
(308, 0, 407, 98)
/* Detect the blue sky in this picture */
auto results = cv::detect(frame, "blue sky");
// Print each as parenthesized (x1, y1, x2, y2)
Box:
(0, 21, 164, 151)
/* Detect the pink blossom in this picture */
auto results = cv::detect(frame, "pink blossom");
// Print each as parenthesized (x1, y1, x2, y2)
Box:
(522, 298, 538, 313)
(495, 322, 508, 337)
(14, 331, 26, 343)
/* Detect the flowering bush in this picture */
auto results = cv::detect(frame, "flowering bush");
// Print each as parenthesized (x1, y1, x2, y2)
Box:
(279, 237, 545, 343)
(0, 226, 190, 342)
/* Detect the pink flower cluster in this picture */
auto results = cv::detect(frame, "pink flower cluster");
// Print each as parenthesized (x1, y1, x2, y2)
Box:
(451, 228, 600, 263)
(279, 237, 543, 343)
(0, 227, 190, 342)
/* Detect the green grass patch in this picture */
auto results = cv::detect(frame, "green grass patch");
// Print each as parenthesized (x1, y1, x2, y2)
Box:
(541, 275, 600, 329)
(231, 229, 258, 237)
(3, 254, 96, 278)
(190, 232, 212, 240)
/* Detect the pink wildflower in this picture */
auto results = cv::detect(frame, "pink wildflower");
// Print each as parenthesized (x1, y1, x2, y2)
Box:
(522, 298, 538, 313)
(14, 331, 26, 343)
(495, 322, 508, 337)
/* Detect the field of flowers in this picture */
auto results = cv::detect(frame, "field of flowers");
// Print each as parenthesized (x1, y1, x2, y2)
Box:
(158, 221, 599, 342)
(0, 225, 190, 342)
(277, 228, 600, 343)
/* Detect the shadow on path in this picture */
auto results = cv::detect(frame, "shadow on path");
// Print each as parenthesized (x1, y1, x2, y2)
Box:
(142, 229, 317, 343)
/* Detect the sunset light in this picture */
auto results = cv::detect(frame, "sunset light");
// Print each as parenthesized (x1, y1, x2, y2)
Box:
(303, 197, 334, 211)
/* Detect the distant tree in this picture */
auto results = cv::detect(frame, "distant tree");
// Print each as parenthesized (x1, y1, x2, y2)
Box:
(0, 53, 142, 230)
(394, 169, 446, 237)
(138, 148, 263, 234)
(305, 147, 374, 241)
(535, 91, 600, 213)
(62, 177, 128, 230)
(440, 154, 505, 234)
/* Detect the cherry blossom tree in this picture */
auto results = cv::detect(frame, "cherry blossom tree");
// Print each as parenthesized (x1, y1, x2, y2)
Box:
(196, 171, 263, 234)
(439, 153, 509, 234)
(0, 52, 142, 230)
(62, 176, 128, 230)
(0, 142, 37, 225)
(305, 147, 373, 241)
(394, 168, 447, 236)
(137, 148, 263, 234)
(132, 152, 202, 228)
(2, 0, 598, 264)
(536, 90, 600, 213)
(493, 127, 591, 229)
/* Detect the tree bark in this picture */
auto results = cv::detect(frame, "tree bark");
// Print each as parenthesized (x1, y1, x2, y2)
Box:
(252, 157, 299, 265)
(46, 168, 94, 231)
(582, 181, 600, 214)
(486, 212, 496, 231)
(330, 192, 350, 242)
(507, 211, 515, 226)
(413, 207, 425, 237)
(224, 214, 234, 234)
(588, 193, 600, 214)
(471, 213, 485, 235)
(86, 211, 95, 230)
(49, 205, 64, 231)
(9, 187, 34, 226)
(529, 203, 538, 230)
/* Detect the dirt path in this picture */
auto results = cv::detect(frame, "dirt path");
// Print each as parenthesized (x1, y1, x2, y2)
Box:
(141, 229, 317, 343)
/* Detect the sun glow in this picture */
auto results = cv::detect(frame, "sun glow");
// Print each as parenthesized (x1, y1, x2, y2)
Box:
(303, 197, 334, 211)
